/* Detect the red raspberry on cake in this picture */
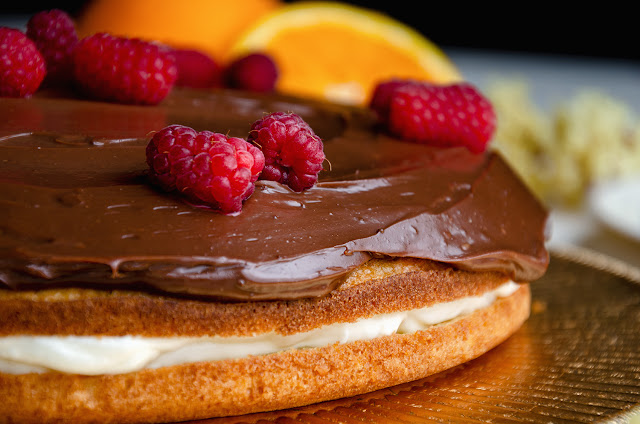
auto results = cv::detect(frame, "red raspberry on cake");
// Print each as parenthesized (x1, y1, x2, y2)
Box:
(0, 27, 46, 97)
(146, 125, 265, 214)
(369, 78, 419, 122)
(26, 9, 78, 86)
(248, 112, 325, 192)
(174, 48, 223, 89)
(225, 52, 278, 92)
(372, 80, 496, 154)
(73, 33, 177, 105)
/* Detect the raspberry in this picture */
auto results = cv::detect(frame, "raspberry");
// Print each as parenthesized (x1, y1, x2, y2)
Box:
(369, 78, 418, 122)
(146, 125, 265, 214)
(248, 112, 324, 192)
(384, 81, 496, 153)
(26, 9, 78, 86)
(73, 33, 177, 105)
(174, 48, 223, 88)
(0, 27, 46, 97)
(225, 52, 278, 92)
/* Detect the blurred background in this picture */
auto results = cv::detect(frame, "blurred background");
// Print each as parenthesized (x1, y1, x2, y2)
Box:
(2, 0, 639, 62)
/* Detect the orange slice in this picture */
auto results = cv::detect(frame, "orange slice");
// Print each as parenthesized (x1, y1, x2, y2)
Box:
(230, 1, 463, 105)
(76, 0, 281, 61)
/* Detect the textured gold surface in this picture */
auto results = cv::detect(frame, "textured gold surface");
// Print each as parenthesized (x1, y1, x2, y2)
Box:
(191, 252, 640, 424)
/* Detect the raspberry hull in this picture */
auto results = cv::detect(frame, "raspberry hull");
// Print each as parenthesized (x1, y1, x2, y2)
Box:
(73, 33, 177, 105)
(146, 125, 265, 214)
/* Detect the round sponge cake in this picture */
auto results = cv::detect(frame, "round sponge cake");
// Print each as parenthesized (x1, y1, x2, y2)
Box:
(0, 86, 548, 423)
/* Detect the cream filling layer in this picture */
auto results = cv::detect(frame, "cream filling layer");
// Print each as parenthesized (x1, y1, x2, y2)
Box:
(0, 281, 520, 375)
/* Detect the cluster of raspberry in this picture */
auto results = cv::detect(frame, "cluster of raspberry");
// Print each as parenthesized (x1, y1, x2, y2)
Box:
(0, 9, 278, 103)
(147, 79, 496, 215)
(147, 112, 325, 214)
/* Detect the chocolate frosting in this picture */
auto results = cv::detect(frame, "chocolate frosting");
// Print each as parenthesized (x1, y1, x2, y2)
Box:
(0, 88, 549, 300)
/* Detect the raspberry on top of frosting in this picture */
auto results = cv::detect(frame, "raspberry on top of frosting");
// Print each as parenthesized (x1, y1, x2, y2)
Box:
(370, 79, 497, 153)
(26, 9, 78, 86)
(249, 111, 326, 192)
(73, 33, 178, 105)
(145, 80, 497, 214)
(1, 8, 283, 102)
(146, 125, 265, 215)
(225, 52, 279, 93)
(0, 27, 46, 97)
(146, 111, 326, 214)
(174, 48, 223, 89)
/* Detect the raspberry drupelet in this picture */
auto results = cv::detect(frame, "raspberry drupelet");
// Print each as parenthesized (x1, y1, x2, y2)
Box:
(73, 33, 177, 105)
(146, 125, 265, 214)
(248, 112, 325, 192)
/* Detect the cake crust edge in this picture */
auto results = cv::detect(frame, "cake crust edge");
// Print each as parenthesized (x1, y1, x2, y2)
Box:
(0, 285, 530, 424)
(0, 258, 511, 337)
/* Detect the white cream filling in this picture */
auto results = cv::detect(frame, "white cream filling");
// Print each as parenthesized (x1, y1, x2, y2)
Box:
(0, 281, 519, 375)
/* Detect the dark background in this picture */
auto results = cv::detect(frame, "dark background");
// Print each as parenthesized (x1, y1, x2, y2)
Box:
(2, 0, 638, 63)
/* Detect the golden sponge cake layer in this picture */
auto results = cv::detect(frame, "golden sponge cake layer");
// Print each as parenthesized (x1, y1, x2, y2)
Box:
(0, 258, 512, 337)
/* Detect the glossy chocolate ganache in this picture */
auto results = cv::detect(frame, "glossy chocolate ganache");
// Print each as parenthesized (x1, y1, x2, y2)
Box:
(0, 88, 549, 300)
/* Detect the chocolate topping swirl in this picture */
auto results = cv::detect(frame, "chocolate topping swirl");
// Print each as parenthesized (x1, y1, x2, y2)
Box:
(0, 88, 549, 300)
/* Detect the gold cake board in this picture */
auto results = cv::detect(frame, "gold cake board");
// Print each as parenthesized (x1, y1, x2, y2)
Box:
(190, 248, 640, 423)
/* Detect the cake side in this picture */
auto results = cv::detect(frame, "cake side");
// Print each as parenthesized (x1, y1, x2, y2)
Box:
(0, 258, 512, 337)
(0, 285, 530, 424)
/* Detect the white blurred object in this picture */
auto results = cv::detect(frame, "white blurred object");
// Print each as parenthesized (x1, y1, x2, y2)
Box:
(589, 177, 640, 243)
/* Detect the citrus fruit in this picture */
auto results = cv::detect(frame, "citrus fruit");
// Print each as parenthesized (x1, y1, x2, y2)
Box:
(230, 1, 462, 105)
(75, 0, 281, 61)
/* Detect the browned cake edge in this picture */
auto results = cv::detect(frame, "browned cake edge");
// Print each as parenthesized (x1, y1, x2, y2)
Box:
(0, 258, 511, 337)
(0, 285, 530, 424)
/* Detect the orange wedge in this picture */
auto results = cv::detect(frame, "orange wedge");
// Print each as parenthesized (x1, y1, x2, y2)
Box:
(230, 1, 462, 105)
(76, 0, 281, 61)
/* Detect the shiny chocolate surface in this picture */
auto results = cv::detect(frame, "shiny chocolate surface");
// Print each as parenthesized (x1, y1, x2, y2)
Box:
(0, 88, 549, 299)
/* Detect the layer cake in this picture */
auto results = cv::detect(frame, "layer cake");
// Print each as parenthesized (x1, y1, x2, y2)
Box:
(0, 87, 549, 423)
